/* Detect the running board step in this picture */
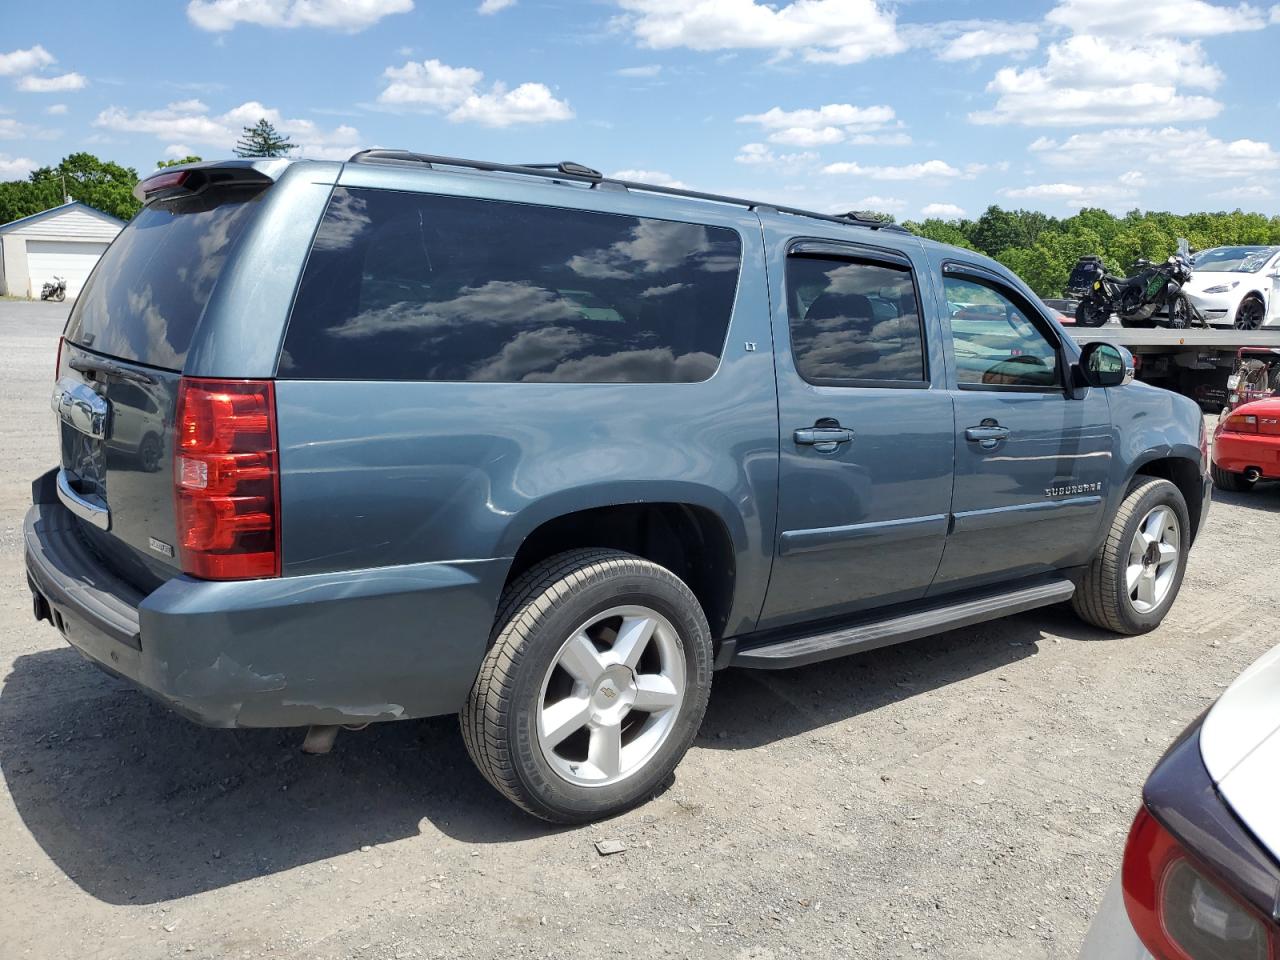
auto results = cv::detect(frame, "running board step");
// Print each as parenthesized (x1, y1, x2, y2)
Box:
(732, 578, 1076, 670)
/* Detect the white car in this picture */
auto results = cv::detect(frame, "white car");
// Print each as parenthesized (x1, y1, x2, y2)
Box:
(1183, 245, 1280, 329)
(1078, 643, 1280, 958)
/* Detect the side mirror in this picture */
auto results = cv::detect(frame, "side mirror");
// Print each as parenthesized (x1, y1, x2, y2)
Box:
(1078, 341, 1134, 388)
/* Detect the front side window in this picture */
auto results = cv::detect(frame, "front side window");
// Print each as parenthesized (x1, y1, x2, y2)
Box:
(281, 188, 743, 383)
(944, 274, 1060, 389)
(786, 255, 927, 385)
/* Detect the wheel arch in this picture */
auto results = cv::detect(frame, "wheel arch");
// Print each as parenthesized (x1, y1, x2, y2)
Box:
(1128, 454, 1205, 545)
(496, 485, 748, 642)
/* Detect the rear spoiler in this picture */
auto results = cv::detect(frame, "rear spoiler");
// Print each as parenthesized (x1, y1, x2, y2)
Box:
(133, 158, 291, 204)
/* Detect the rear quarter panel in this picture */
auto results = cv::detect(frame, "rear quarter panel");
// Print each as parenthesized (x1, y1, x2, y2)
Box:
(274, 167, 779, 638)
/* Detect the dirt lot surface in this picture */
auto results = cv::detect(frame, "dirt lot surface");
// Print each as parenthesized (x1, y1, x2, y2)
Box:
(2, 299, 1276, 960)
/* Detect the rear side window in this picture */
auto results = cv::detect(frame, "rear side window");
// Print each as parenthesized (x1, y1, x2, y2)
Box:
(65, 191, 261, 370)
(280, 187, 743, 383)
(786, 255, 926, 385)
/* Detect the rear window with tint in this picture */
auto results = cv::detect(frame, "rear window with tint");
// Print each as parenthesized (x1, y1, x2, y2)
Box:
(65, 192, 260, 370)
(280, 187, 743, 383)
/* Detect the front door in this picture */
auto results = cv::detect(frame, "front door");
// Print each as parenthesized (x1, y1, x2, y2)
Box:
(759, 241, 955, 630)
(931, 263, 1112, 593)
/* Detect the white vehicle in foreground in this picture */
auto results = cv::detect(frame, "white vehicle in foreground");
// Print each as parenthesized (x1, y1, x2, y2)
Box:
(1078, 642, 1280, 958)
(1183, 245, 1280, 329)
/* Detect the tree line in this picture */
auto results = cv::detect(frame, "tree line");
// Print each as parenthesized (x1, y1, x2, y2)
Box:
(0, 119, 296, 225)
(903, 206, 1280, 298)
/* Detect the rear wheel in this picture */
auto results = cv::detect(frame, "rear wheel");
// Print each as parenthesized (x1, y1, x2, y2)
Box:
(1168, 295, 1191, 329)
(1235, 295, 1265, 330)
(1211, 462, 1256, 493)
(461, 549, 713, 823)
(1072, 478, 1190, 635)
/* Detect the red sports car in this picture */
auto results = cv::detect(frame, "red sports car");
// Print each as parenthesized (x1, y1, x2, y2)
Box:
(1212, 397, 1280, 491)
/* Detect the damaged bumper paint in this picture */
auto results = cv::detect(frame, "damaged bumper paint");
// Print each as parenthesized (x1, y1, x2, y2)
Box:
(24, 499, 510, 728)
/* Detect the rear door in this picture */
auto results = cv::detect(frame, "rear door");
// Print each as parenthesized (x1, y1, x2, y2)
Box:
(54, 181, 265, 588)
(930, 259, 1111, 593)
(758, 237, 955, 630)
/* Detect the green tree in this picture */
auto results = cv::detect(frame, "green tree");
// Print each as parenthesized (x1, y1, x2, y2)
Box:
(234, 119, 296, 158)
(156, 155, 203, 168)
(24, 153, 141, 221)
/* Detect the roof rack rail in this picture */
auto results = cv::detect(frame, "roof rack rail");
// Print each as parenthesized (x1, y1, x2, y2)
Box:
(346, 149, 910, 234)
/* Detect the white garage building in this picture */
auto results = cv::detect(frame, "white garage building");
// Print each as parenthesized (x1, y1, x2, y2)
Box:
(0, 202, 125, 300)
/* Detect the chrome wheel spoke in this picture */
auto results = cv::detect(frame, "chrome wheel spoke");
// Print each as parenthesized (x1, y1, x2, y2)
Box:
(540, 697, 591, 749)
(1157, 542, 1178, 567)
(610, 615, 657, 669)
(587, 722, 622, 780)
(633, 674, 680, 713)
(1134, 571, 1156, 607)
(1127, 504, 1182, 613)
(558, 632, 607, 685)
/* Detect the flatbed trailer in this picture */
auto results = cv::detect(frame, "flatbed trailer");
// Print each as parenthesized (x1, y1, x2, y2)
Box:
(1065, 326, 1280, 409)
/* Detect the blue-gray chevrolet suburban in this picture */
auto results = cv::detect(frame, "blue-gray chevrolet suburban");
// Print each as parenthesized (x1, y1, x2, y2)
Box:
(25, 153, 1211, 822)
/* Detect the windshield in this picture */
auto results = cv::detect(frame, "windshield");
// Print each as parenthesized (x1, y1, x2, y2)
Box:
(65, 188, 262, 370)
(1192, 246, 1280, 273)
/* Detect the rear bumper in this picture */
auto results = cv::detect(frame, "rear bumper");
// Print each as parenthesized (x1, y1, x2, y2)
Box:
(24, 489, 509, 728)
(1214, 431, 1280, 479)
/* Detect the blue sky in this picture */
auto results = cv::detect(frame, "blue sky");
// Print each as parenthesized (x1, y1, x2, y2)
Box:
(2, 0, 1279, 220)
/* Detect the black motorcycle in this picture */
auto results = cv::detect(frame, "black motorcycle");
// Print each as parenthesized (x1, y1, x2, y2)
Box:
(39, 276, 66, 302)
(1069, 253, 1202, 329)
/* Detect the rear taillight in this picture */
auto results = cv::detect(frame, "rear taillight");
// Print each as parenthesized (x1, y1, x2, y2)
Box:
(174, 378, 280, 580)
(1123, 807, 1277, 960)
(1224, 414, 1259, 435)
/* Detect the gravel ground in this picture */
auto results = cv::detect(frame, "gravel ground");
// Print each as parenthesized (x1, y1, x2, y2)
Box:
(2, 299, 1276, 960)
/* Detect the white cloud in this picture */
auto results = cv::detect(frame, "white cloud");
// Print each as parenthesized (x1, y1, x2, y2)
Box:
(1118, 170, 1146, 187)
(0, 118, 56, 140)
(1046, 0, 1269, 36)
(163, 144, 196, 159)
(734, 142, 818, 166)
(188, 0, 413, 31)
(45, 103, 67, 115)
(377, 58, 572, 126)
(933, 22, 1039, 61)
(1029, 126, 1280, 178)
(1211, 184, 1273, 202)
(478, 0, 516, 12)
(822, 159, 978, 181)
(1000, 182, 1138, 209)
(921, 202, 966, 218)
(970, 35, 1223, 126)
(737, 103, 898, 147)
(847, 132, 912, 146)
(616, 64, 662, 77)
(614, 0, 906, 65)
(851, 195, 906, 214)
(17, 72, 87, 93)
(0, 154, 37, 179)
(94, 99, 363, 159)
(610, 169, 689, 188)
(0, 45, 55, 76)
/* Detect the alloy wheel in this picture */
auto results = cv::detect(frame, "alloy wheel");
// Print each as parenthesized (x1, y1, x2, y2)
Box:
(536, 605, 685, 787)
(1125, 506, 1180, 614)
(1235, 298, 1265, 330)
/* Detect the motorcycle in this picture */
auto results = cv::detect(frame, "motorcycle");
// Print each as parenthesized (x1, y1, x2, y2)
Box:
(1069, 252, 1204, 329)
(39, 276, 66, 302)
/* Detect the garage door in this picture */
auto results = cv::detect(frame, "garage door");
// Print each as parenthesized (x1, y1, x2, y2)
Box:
(26, 239, 110, 299)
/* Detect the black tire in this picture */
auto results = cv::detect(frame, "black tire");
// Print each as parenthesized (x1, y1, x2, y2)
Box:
(1074, 299, 1110, 327)
(54, 289, 65, 302)
(1211, 461, 1255, 493)
(138, 433, 163, 473)
(1072, 478, 1191, 635)
(1235, 295, 1265, 331)
(461, 549, 713, 823)
(1168, 295, 1190, 329)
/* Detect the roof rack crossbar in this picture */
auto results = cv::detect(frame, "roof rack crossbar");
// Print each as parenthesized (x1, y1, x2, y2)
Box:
(347, 149, 909, 234)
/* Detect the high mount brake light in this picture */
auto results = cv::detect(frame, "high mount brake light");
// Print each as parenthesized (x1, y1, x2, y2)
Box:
(174, 378, 280, 580)
(140, 169, 190, 198)
(1122, 807, 1277, 960)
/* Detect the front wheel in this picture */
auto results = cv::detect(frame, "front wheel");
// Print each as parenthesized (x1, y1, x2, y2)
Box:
(53, 288, 65, 302)
(1075, 299, 1110, 327)
(461, 549, 713, 823)
(1235, 295, 1265, 331)
(1072, 478, 1190, 635)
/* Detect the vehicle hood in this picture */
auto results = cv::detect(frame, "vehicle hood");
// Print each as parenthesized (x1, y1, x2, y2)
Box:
(1200, 642, 1280, 862)
(1184, 271, 1253, 294)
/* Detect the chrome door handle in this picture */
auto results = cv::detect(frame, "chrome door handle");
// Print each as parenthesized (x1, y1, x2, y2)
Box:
(965, 421, 1011, 449)
(794, 426, 854, 453)
(52, 376, 111, 440)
